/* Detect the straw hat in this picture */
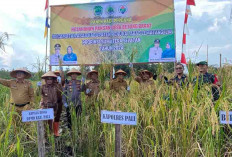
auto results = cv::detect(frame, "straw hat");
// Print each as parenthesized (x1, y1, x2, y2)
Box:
(87, 70, 98, 79)
(115, 69, 127, 76)
(139, 70, 153, 78)
(54, 70, 60, 75)
(10, 68, 31, 79)
(41, 71, 57, 79)
(67, 68, 81, 76)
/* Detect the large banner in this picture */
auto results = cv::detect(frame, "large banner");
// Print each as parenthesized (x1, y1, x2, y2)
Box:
(50, 0, 175, 65)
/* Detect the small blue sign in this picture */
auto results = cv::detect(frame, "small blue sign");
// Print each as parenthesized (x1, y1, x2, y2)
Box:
(22, 109, 54, 122)
(101, 110, 137, 125)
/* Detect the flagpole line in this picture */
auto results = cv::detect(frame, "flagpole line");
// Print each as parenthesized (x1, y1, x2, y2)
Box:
(45, 0, 49, 73)
(182, 3, 187, 54)
(173, 0, 177, 68)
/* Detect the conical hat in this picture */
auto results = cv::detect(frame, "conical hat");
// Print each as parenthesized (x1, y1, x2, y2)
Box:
(139, 70, 153, 78)
(41, 71, 57, 79)
(87, 70, 98, 79)
(67, 68, 81, 76)
(54, 70, 60, 75)
(10, 68, 31, 79)
(115, 69, 127, 76)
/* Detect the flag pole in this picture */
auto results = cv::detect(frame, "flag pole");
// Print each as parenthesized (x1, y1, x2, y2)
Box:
(45, 0, 49, 73)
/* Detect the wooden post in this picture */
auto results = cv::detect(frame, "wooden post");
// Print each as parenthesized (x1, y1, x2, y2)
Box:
(37, 121, 45, 157)
(115, 124, 121, 157)
(220, 53, 222, 68)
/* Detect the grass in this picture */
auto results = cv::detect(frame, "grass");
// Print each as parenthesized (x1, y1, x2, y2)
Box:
(0, 64, 232, 156)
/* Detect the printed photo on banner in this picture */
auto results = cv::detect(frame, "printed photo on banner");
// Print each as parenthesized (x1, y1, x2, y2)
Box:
(50, 44, 78, 65)
(148, 39, 175, 63)
(50, 0, 175, 65)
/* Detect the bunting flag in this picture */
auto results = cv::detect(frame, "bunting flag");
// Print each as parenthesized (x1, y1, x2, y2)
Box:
(187, 0, 196, 6)
(181, 0, 195, 74)
(44, 0, 49, 38)
(44, 0, 49, 10)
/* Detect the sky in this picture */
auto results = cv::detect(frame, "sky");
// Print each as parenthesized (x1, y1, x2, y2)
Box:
(0, 0, 232, 71)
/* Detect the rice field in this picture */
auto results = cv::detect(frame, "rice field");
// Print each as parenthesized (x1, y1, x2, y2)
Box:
(0, 64, 232, 156)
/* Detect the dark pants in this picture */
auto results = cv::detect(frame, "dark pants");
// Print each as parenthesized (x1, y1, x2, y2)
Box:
(66, 105, 82, 129)
(54, 102, 63, 122)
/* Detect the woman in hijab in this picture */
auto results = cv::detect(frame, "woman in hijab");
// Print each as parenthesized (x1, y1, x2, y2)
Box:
(161, 42, 175, 58)
(63, 46, 78, 62)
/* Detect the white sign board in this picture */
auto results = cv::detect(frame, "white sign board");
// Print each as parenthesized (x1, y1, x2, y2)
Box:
(219, 111, 232, 124)
(22, 109, 54, 122)
(101, 110, 137, 125)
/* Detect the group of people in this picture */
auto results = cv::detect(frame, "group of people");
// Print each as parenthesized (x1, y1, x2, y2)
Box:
(0, 61, 220, 137)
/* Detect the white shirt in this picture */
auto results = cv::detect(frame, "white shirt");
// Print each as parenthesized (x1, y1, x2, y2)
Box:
(149, 47, 163, 62)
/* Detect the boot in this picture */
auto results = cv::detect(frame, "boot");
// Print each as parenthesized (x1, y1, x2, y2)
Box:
(53, 122, 60, 137)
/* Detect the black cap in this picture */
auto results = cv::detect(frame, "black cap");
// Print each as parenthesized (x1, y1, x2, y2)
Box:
(54, 44, 61, 48)
(196, 61, 208, 66)
(154, 39, 160, 43)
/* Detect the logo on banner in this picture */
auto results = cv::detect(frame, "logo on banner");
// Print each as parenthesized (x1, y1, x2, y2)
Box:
(94, 6, 103, 17)
(119, 5, 127, 14)
(106, 6, 115, 16)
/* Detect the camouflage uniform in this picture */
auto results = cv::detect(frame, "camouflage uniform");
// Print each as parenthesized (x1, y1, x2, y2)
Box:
(193, 72, 220, 101)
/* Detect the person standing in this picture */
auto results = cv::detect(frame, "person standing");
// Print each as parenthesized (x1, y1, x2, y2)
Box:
(0, 68, 34, 123)
(110, 69, 128, 92)
(40, 71, 62, 136)
(169, 62, 188, 87)
(193, 61, 220, 101)
(85, 70, 100, 98)
(63, 68, 83, 129)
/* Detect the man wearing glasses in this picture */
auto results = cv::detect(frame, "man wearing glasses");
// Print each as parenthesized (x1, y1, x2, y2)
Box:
(169, 62, 188, 87)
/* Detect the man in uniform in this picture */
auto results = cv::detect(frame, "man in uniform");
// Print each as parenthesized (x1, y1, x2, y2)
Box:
(134, 70, 154, 87)
(110, 69, 128, 92)
(50, 44, 63, 65)
(0, 68, 34, 124)
(63, 68, 83, 129)
(40, 71, 62, 136)
(169, 62, 188, 87)
(149, 39, 163, 62)
(53, 69, 65, 136)
(85, 70, 100, 98)
(193, 61, 220, 101)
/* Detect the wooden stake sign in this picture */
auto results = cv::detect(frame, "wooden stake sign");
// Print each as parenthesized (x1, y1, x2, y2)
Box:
(22, 109, 54, 157)
(101, 110, 137, 157)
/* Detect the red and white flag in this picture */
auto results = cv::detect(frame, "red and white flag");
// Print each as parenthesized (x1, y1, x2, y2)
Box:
(181, 0, 195, 74)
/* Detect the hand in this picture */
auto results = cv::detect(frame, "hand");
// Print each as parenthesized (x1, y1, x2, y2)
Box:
(37, 81, 42, 87)
(129, 62, 133, 68)
(64, 103, 68, 108)
(86, 88, 91, 94)
(127, 86, 130, 91)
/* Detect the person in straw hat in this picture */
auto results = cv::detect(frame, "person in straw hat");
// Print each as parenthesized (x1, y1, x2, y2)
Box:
(85, 70, 100, 98)
(0, 68, 34, 121)
(133, 69, 154, 87)
(40, 71, 62, 136)
(63, 68, 84, 129)
(110, 69, 128, 92)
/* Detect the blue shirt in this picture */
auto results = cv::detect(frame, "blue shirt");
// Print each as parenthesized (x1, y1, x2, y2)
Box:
(162, 49, 175, 58)
(63, 53, 77, 61)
